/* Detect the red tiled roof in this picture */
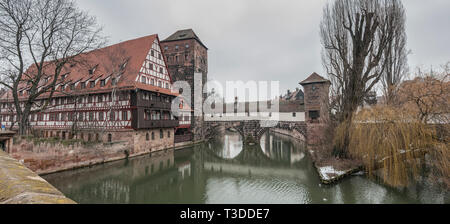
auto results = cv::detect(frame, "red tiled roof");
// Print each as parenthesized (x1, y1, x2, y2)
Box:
(299, 72, 330, 85)
(1, 34, 177, 101)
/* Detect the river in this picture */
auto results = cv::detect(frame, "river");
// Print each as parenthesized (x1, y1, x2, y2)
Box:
(43, 131, 449, 204)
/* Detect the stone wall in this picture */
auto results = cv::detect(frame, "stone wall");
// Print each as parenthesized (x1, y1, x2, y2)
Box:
(10, 138, 131, 175)
(9, 128, 176, 175)
(306, 123, 329, 146)
(132, 128, 174, 154)
(0, 150, 75, 204)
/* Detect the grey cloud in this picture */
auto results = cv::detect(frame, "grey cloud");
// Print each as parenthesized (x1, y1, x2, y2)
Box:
(77, 0, 450, 97)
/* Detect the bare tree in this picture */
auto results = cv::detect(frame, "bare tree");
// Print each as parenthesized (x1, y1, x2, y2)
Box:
(381, 1, 409, 105)
(398, 63, 450, 124)
(320, 0, 406, 156)
(0, 0, 104, 135)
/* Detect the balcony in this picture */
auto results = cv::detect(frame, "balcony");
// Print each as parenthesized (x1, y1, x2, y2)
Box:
(139, 119, 179, 129)
(149, 102, 172, 110)
(136, 98, 172, 109)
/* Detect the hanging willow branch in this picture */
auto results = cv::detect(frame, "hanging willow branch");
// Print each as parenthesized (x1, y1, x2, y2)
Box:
(345, 106, 448, 187)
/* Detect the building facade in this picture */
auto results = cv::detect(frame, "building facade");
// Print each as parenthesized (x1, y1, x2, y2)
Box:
(299, 72, 331, 123)
(160, 29, 208, 141)
(0, 34, 181, 154)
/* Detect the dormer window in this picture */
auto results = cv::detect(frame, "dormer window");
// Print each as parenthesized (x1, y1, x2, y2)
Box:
(19, 91, 23, 96)
(100, 79, 106, 87)
(89, 81, 95, 88)
(111, 78, 116, 86)
(81, 82, 86, 89)
(70, 83, 75, 90)
(44, 77, 49, 84)
(120, 59, 128, 70)
(89, 65, 98, 75)
(61, 84, 65, 91)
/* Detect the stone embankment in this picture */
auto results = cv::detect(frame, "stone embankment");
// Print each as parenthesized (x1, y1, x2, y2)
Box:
(0, 150, 75, 204)
(10, 138, 132, 175)
(10, 136, 204, 175)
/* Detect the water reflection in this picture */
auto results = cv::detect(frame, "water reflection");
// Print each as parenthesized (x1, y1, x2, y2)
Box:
(208, 131, 243, 159)
(43, 131, 449, 204)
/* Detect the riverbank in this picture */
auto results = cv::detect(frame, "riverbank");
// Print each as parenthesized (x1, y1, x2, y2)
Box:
(0, 150, 75, 204)
(308, 143, 363, 185)
(269, 128, 363, 184)
(9, 136, 204, 176)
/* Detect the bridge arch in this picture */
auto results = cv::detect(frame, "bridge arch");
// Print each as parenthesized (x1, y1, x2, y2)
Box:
(204, 121, 271, 144)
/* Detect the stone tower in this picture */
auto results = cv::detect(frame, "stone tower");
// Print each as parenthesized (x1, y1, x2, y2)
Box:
(161, 29, 208, 141)
(299, 72, 331, 123)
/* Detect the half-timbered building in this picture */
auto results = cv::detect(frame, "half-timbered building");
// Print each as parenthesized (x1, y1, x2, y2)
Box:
(0, 34, 181, 153)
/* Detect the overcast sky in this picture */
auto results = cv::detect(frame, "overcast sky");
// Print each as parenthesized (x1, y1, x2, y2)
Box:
(77, 0, 450, 100)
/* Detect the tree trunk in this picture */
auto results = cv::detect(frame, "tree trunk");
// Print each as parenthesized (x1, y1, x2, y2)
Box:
(19, 115, 29, 136)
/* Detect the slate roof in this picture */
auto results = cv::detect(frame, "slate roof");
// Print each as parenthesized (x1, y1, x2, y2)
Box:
(299, 72, 330, 85)
(161, 29, 208, 49)
(1, 34, 177, 101)
(281, 88, 304, 101)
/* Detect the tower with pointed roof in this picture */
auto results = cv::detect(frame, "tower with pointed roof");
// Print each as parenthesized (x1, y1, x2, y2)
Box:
(161, 29, 208, 141)
(300, 72, 330, 123)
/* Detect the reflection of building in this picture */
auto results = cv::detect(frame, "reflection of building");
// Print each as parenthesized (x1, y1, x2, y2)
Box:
(178, 161, 191, 179)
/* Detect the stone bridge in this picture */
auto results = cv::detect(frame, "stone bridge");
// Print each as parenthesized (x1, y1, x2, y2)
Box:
(204, 120, 307, 144)
(202, 72, 331, 145)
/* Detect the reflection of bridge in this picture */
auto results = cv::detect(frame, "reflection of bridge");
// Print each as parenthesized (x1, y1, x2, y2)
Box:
(204, 120, 307, 144)
(202, 132, 311, 181)
(204, 131, 308, 168)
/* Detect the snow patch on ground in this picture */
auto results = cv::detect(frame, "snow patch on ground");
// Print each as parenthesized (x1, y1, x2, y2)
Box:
(318, 166, 348, 181)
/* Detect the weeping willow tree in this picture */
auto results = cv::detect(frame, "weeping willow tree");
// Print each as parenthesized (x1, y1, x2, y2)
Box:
(340, 106, 449, 187)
